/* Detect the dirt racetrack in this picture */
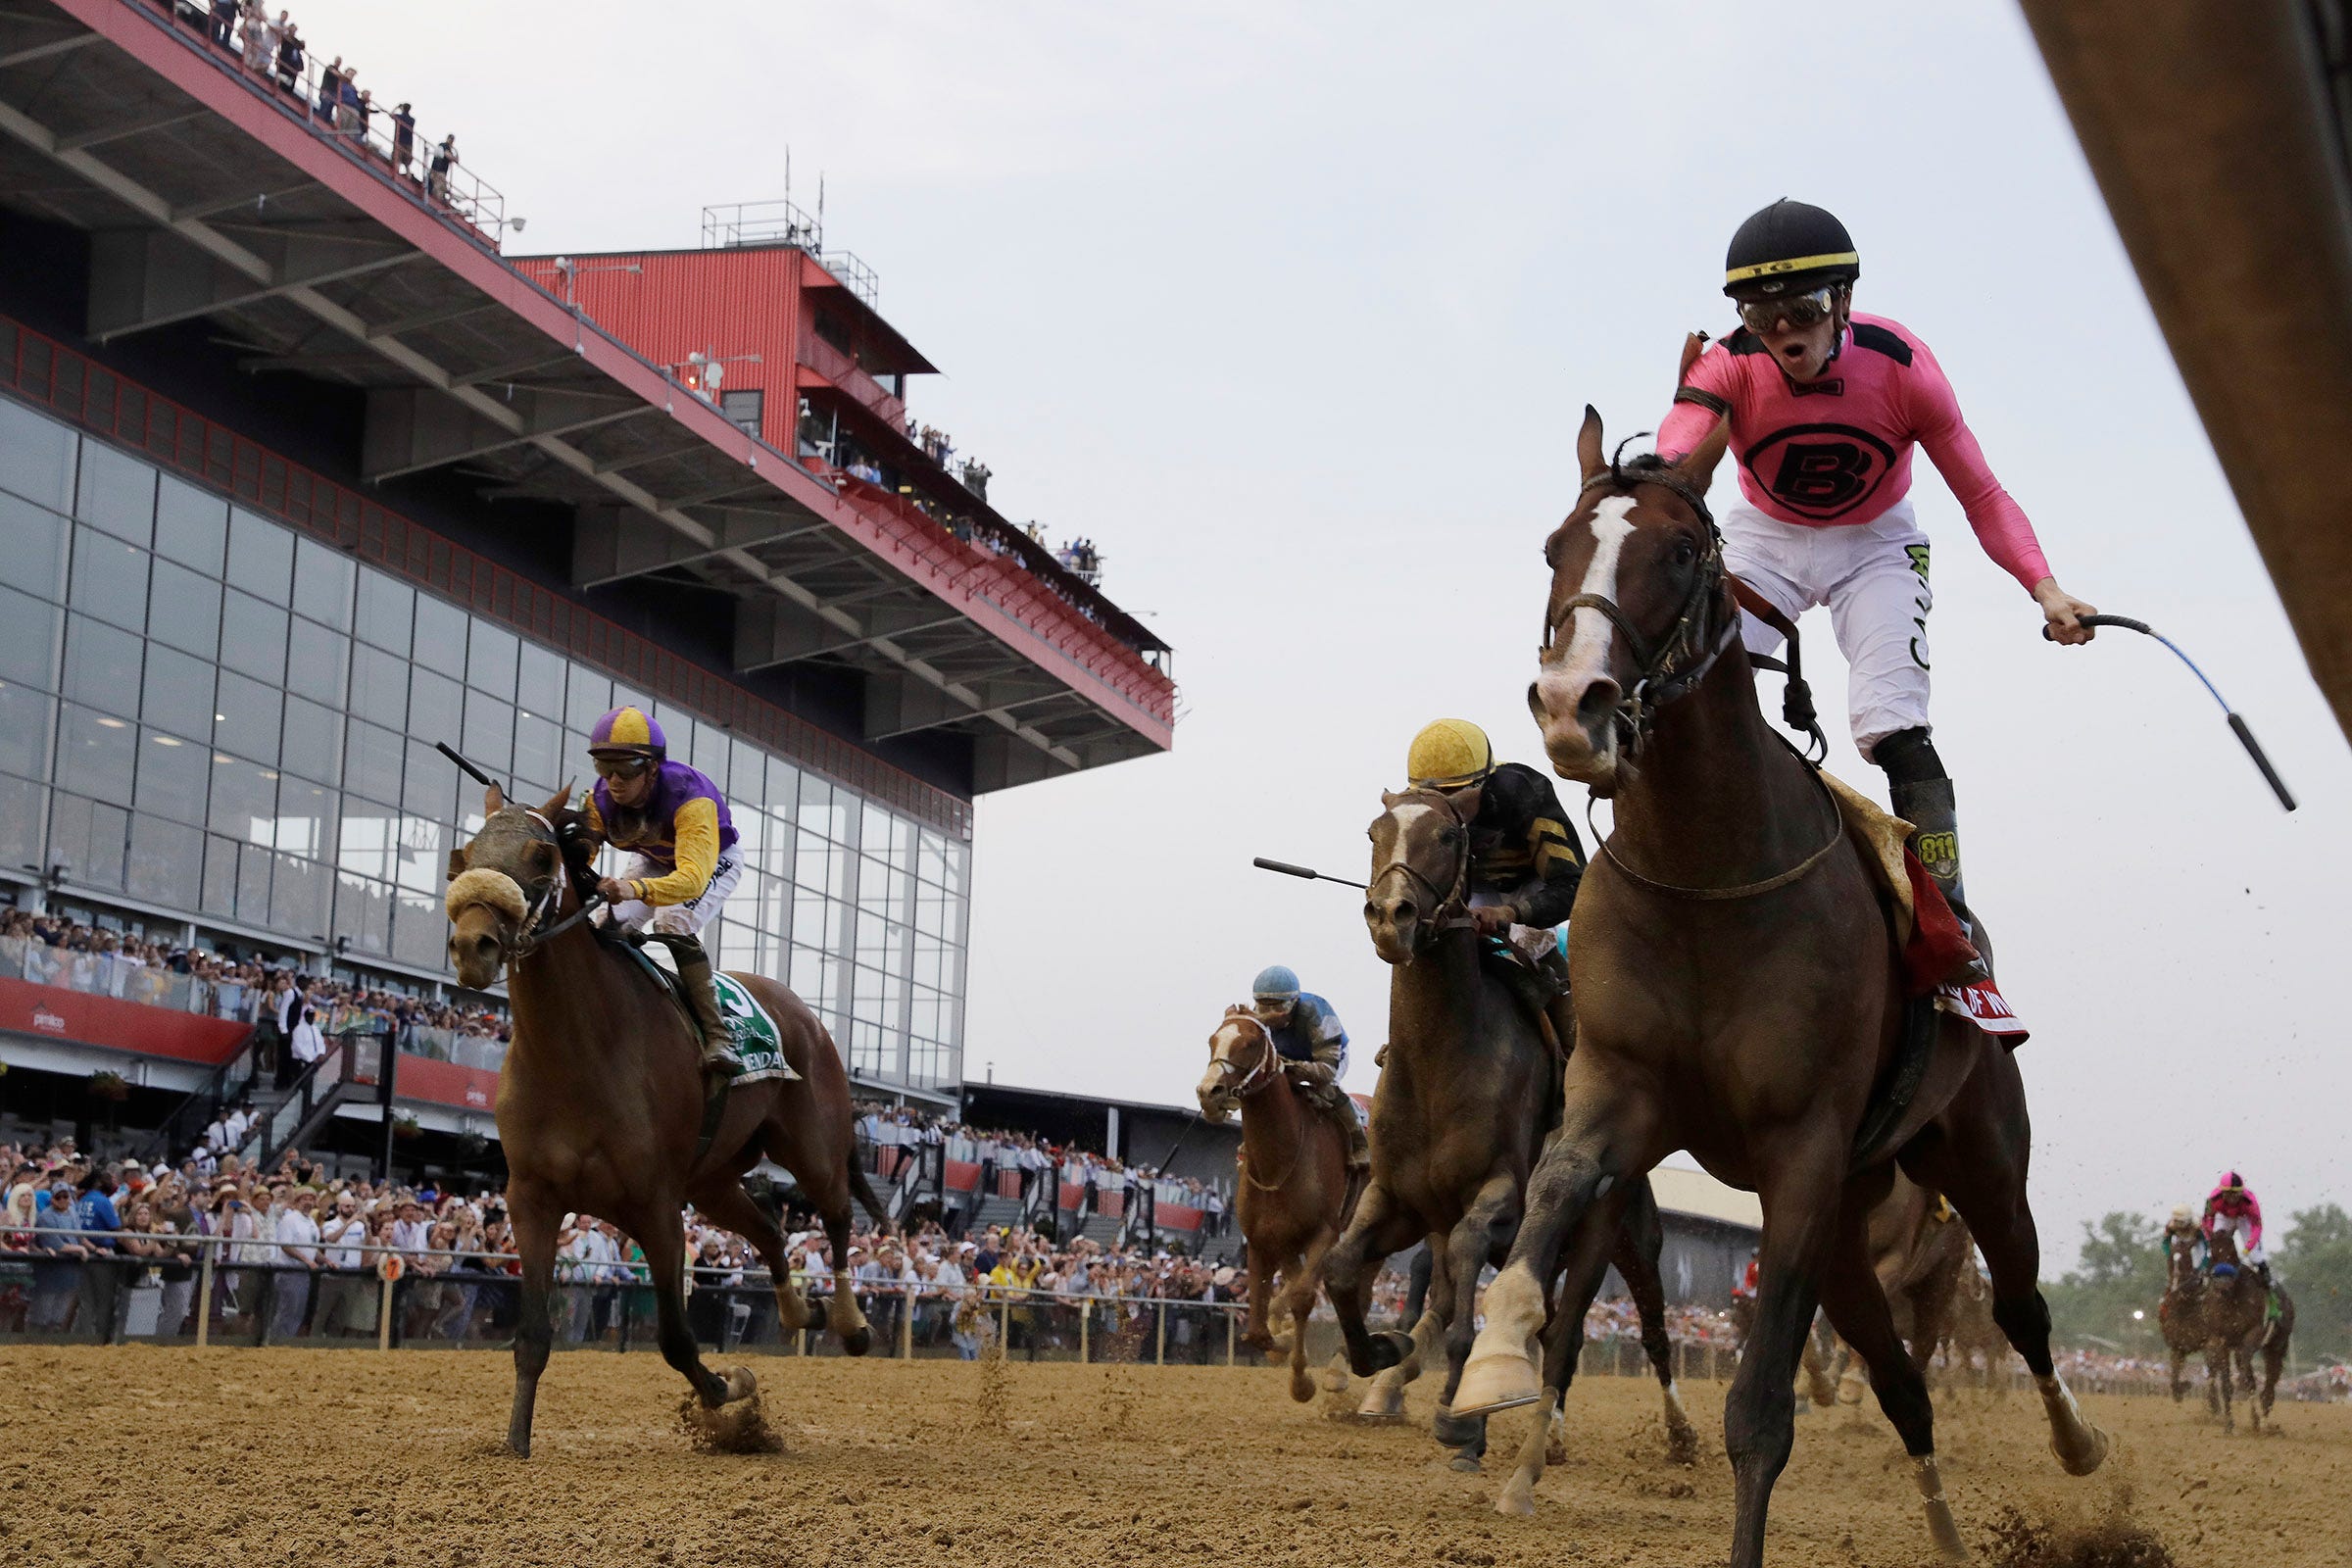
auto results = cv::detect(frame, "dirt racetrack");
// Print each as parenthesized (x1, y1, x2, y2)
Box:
(1, 1345, 2346, 1567)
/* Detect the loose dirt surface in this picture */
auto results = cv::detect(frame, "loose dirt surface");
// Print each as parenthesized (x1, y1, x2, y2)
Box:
(2, 1346, 2346, 1567)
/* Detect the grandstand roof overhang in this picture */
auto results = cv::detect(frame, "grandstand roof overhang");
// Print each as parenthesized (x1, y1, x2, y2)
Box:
(2022, 0, 2352, 747)
(0, 0, 1173, 793)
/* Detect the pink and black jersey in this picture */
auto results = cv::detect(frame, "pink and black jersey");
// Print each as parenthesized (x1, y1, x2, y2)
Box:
(1655, 313, 2052, 591)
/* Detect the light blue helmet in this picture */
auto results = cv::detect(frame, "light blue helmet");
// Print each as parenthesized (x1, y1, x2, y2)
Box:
(1250, 964, 1300, 1003)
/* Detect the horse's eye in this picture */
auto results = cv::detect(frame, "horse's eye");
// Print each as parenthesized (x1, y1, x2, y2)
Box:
(1673, 538, 1696, 567)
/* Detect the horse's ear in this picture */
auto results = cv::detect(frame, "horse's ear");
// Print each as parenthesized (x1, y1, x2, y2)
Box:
(540, 782, 573, 816)
(1448, 784, 1485, 821)
(483, 782, 504, 815)
(1672, 416, 1732, 496)
(445, 846, 467, 883)
(1380, 788, 1400, 810)
(1576, 405, 1606, 484)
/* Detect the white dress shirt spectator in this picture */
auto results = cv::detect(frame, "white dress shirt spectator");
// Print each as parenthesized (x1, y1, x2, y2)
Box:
(288, 1007, 327, 1068)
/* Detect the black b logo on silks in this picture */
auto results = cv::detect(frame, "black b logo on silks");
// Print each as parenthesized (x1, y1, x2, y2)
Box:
(1743, 424, 1898, 520)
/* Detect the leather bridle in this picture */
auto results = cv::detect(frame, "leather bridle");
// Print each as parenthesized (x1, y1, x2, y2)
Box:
(1367, 789, 1477, 952)
(466, 809, 607, 966)
(1205, 1012, 1283, 1101)
(1543, 462, 1827, 763)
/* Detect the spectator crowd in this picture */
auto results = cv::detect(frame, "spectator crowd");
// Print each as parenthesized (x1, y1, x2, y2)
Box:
(0, 908, 513, 1072)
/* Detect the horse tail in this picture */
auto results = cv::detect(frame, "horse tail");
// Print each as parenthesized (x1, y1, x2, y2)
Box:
(848, 1161, 895, 1236)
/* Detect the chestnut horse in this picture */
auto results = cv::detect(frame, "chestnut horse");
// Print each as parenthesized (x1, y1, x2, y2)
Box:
(1196, 1006, 1357, 1403)
(1322, 783, 1692, 1497)
(444, 786, 883, 1456)
(1807, 1172, 1974, 1404)
(1447, 412, 2107, 1567)
(2159, 1228, 2208, 1405)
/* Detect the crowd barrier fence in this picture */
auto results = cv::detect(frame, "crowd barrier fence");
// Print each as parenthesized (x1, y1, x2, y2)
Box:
(3, 1228, 2318, 1400)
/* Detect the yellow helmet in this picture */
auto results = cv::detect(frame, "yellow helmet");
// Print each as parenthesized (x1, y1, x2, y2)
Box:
(1406, 719, 1494, 789)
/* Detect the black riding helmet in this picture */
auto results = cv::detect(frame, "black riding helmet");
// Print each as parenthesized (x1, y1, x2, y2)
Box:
(1723, 199, 1860, 300)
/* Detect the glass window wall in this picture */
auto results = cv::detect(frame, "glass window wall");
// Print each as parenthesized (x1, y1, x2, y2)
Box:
(0, 404, 970, 1092)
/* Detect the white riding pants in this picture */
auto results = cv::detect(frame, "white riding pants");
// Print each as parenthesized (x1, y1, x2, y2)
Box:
(2214, 1215, 2265, 1266)
(1722, 499, 1934, 761)
(603, 848, 741, 939)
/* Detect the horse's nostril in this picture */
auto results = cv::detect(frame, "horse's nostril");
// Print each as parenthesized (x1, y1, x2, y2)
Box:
(1526, 680, 1546, 721)
(1576, 679, 1621, 731)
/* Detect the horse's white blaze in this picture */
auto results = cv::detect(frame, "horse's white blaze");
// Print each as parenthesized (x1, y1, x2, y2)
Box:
(1543, 496, 1639, 708)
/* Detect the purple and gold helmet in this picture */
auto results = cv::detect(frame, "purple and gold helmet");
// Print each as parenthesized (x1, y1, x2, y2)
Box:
(587, 705, 666, 760)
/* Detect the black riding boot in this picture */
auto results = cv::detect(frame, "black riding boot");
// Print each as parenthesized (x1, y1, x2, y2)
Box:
(669, 937, 749, 1079)
(1880, 729, 1992, 985)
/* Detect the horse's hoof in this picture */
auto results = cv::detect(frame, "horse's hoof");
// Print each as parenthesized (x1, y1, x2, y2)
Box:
(1451, 1348, 1542, 1418)
(505, 1437, 530, 1460)
(2051, 1423, 2111, 1477)
(1431, 1403, 1485, 1448)
(1494, 1475, 1537, 1517)
(1289, 1372, 1316, 1404)
(1366, 1329, 1413, 1372)
(842, 1326, 873, 1358)
(1448, 1453, 1485, 1474)
(721, 1365, 758, 1403)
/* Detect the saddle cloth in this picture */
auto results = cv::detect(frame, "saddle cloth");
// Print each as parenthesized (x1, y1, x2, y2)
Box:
(1819, 771, 2029, 1044)
(612, 942, 799, 1085)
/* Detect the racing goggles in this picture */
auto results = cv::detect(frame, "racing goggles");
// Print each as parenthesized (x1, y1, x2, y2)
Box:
(590, 753, 654, 780)
(1736, 285, 1838, 333)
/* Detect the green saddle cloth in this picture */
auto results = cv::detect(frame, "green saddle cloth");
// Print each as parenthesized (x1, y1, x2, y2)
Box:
(612, 941, 796, 1086)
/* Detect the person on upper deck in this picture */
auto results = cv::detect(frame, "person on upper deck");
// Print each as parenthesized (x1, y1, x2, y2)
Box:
(1653, 200, 2100, 983)
(576, 705, 795, 1082)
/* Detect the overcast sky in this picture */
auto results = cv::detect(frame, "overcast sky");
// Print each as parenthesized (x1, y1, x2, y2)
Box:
(315, 2, 2349, 1269)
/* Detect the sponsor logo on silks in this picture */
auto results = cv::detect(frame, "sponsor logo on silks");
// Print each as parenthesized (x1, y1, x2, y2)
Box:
(1742, 423, 1900, 520)
(1907, 542, 1933, 670)
(1936, 978, 2029, 1037)
(1914, 830, 1959, 874)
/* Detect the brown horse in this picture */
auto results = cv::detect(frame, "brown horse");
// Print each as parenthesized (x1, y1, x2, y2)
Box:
(1936, 1253, 2010, 1395)
(1809, 1173, 1974, 1405)
(1448, 412, 2107, 1567)
(2159, 1228, 2209, 1406)
(444, 785, 883, 1456)
(2201, 1232, 2294, 1433)
(1196, 1006, 1358, 1403)
(1321, 784, 1692, 1489)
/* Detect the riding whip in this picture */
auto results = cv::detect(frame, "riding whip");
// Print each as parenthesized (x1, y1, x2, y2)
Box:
(435, 740, 510, 798)
(2048, 614, 2295, 811)
(1251, 857, 1367, 891)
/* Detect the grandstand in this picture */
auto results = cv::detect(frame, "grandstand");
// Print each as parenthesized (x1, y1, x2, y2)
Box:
(0, 0, 1172, 1175)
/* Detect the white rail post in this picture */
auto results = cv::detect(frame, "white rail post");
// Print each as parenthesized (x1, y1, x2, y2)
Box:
(1156, 1301, 1166, 1366)
(1079, 1298, 1089, 1364)
(1226, 1306, 1236, 1367)
(377, 1268, 394, 1352)
(901, 1278, 913, 1360)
